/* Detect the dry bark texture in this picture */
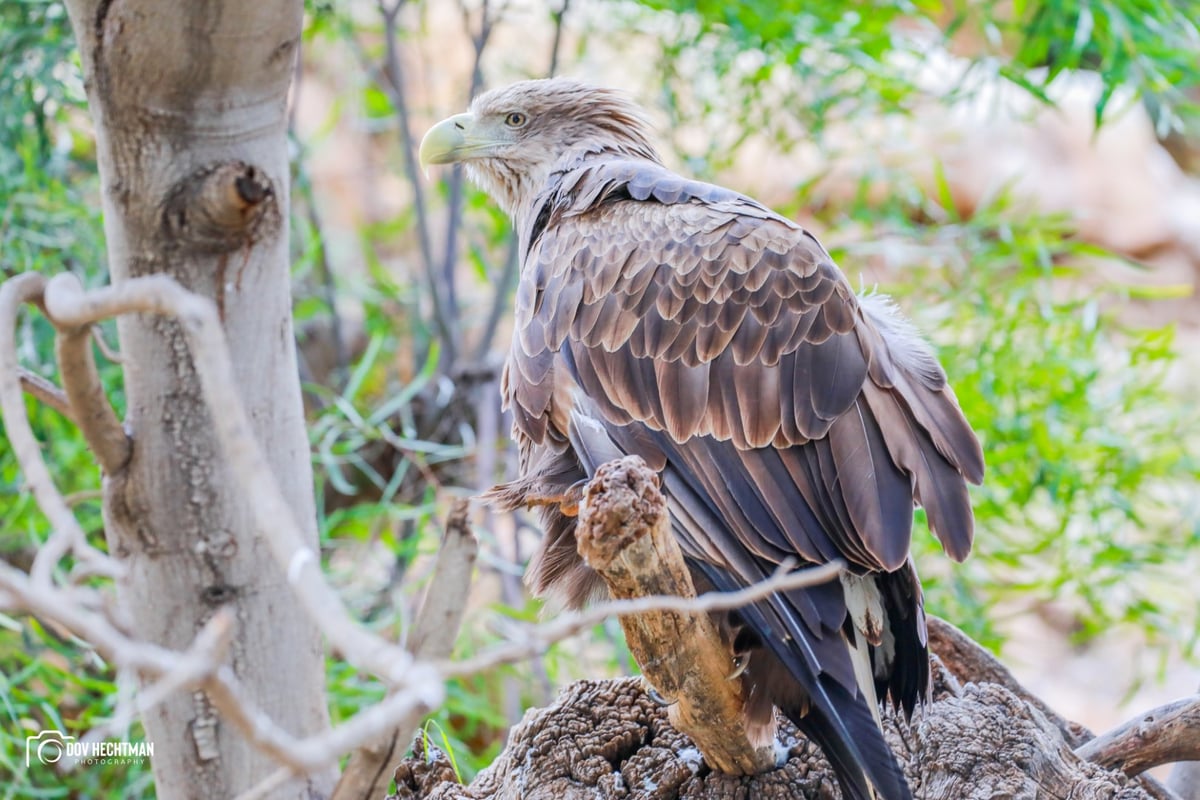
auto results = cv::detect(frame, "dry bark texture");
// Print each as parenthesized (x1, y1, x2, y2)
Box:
(390, 658, 1159, 800)
(576, 457, 777, 775)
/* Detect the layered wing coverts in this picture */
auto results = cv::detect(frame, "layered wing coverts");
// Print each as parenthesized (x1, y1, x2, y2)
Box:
(506, 159, 982, 575)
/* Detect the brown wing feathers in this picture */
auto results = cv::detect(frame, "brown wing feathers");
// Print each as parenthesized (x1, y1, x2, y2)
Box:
(507, 160, 980, 572)
(827, 399, 916, 571)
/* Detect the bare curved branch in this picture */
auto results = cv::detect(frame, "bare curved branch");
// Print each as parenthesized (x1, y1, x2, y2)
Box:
(1077, 695, 1200, 777)
(43, 271, 429, 685)
(17, 368, 74, 421)
(54, 320, 130, 474)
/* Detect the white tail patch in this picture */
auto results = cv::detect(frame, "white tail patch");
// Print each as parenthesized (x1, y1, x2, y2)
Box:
(841, 572, 886, 646)
(841, 572, 886, 737)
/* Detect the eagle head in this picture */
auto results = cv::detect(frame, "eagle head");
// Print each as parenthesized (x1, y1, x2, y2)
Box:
(419, 78, 661, 217)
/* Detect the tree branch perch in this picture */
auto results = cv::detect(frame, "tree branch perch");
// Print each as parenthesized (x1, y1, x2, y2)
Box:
(575, 455, 799, 775)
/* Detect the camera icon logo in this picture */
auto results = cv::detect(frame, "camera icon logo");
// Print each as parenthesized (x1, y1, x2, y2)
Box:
(25, 730, 75, 766)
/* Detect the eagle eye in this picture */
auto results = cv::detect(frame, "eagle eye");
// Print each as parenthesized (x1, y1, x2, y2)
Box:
(504, 111, 527, 128)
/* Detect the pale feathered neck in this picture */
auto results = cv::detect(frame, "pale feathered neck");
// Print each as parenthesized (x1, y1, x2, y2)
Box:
(462, 80, 662, 222)
(469, 142, 662, 225)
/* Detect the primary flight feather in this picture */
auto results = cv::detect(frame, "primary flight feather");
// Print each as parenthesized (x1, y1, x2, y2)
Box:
(420, 78, 984, 800)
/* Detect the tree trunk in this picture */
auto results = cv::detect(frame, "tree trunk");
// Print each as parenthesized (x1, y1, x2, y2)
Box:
(61, 2, 331, 797)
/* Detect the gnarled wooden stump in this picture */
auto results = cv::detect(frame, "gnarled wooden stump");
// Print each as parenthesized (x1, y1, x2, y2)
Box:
(388, 658, 1168, 799)
(389, 458, 1190, 800)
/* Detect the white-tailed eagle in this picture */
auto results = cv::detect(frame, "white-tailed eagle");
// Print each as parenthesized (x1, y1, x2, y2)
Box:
(421, 78, 984, 800)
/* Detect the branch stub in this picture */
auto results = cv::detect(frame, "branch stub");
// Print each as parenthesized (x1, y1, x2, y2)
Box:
(161, 161, 280, 254)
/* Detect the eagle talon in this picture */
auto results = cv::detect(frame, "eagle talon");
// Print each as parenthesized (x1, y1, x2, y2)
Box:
(726, 652, 751, 681)
(644, 684, 675, 707)
(559, 478, 589, 516)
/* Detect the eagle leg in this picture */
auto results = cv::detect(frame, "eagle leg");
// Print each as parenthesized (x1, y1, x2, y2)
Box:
(523, 478, 589, 517)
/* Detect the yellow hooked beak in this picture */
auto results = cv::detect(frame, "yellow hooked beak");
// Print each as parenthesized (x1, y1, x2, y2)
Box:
(418, 113, 476, 167)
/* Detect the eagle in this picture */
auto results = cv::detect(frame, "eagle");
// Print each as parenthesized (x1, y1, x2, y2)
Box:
(420, 78, 984, 800)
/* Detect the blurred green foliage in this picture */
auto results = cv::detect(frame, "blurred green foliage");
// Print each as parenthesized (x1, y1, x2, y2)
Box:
(644, 0, 1200, 136)
(0, 3, 135, 796)
(825, 183, 1200, 656)
(1, 0, 1199, 794)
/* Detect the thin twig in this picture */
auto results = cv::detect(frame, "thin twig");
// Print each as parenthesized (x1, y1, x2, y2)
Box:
(290, 127, 347, 388)
(438, 0, 496, 347)
(17, 367, 74, 421)
(473, 235, 519, 362)
(547, 0, 571, 78)
(375, 0, 458, 367)
(439, 559, 843, 679)
(0, 274, 114, 586)
(89, 324, 123, 363)
(62, 488, 104, 507)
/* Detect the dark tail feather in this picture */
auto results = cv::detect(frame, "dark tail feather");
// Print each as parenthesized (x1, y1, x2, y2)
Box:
(873, 564, 930, 719)
(696, 563, 912, 800)
(785, 680, 912, 800)
(758, 596, 912, 800)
